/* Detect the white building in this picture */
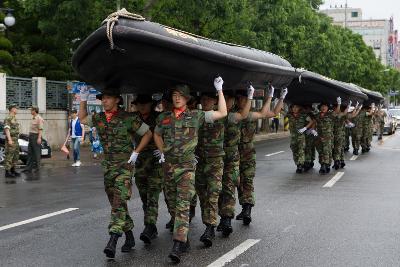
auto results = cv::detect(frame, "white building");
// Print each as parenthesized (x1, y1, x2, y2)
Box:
(321, 7, 395, 67)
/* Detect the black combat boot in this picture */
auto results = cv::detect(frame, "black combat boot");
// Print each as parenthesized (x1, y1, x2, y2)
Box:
(219, 217, 233, 237)
(353, 149, 359, 155)
(189, 205, 195, 223)
(361, 147, 367, 154)
(319, 165, 327, 175)
(235, 209, 244, 220)
(121, 230, 135, 252)
(165, 218, 173, 229)
(200, 224, 215, 247)
(333, 160, 340, 170)
(103, 233, 120, 258)
(344, 147, 349, 152)
(296, 164, 303, 173)
(340, 160, 346, 168)
(5, 170, 15, 178)
(140, 224, 158, 244)
(11, 167, 20, 177)
(168, 239, 190, 263)
(378, 135, 383, 140)
(325, 164, 331, 173)
(242, 204, 252, 225)
(303, 162, 310, 172)
(366, 146, 370, 152)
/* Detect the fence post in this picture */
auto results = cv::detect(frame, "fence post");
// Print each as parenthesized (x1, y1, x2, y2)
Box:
(0, 73, 6, 111)
(33, 77, 47, 112)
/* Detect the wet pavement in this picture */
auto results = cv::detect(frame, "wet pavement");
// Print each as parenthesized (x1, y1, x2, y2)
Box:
(1, 132, 400, 266)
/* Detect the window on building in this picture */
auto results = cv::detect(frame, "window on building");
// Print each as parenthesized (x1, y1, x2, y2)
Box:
(351, 12, 358, 18)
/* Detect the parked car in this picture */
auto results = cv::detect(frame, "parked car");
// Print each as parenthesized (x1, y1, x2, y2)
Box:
(0, 122, 51, 165)
(374, 110, 396, 135)
(388, 108, 400, 128)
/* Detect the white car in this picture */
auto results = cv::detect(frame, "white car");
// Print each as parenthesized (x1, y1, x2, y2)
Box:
(388, 109, 400, 128)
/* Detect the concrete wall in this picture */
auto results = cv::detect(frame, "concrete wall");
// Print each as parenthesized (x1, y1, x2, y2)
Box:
(0, 110, 68, 149)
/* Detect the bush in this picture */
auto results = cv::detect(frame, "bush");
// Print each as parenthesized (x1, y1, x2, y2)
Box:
(0, 50, 13, 64)
(0, 37, 12, 51)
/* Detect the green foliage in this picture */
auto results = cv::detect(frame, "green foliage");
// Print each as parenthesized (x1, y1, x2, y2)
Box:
(0, 37, 13, 51)
(0, 50, 13, 64)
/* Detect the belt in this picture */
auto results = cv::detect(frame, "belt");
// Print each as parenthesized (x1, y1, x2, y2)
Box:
(165, 155, 194, 164)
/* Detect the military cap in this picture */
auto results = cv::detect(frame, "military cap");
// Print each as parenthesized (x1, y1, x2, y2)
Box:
(170, 84, 192, 100)
(132, 94, 153, 104)
(96, 87, 121, 100)
(235, 89, 248, 98)
(8, 103, 17, 111)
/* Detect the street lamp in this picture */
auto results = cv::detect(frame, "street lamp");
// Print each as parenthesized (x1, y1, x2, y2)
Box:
(0, 8, 15, 28)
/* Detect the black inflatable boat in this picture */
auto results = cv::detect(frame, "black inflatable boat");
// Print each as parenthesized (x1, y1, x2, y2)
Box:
(356, 86, 384, 106)
(72, 11, 299, 94)
(286, 70, 368, 105)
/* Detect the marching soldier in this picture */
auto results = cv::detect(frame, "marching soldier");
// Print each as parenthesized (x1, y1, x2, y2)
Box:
(303, 105, 317, 171)
(132, 94, 163, 244)
(3, 104, 20, 178)
(79, 88, 152, 259)
(375, 104, 387, 140)
(351, 104, 364, 155)
(236, 86, 287, 225)
(153, 78, 227, 263)
(332, 101, 352, 170)
(361, 104, 375, 153)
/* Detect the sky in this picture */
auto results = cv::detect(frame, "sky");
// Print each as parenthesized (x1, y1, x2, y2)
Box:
(320, 0, 400, 31)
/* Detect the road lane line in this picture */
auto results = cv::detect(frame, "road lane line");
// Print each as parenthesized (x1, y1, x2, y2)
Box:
(207, 239, 260, 267)
(323, 172, 345, 188)
(0, 208, 79, 232)
(349, 155, 358, 161)
(265, 151, 284, 157)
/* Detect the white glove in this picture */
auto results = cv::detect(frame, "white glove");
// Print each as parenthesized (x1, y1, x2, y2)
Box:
(359, 104, 363, 110)
(371, 103, 376, 109)
(159, 153, 165, 164)
(153, 149, 162, 158)
(298, 127, 307, 134)
(345, 122, 355, 128)
(247, 84, 255, 100)
(267, 85, 275, 98)
(127, 151, 139, 165)
(79, 85, 90, 102)
(337, 96, 342, 105)
(310, 129, 318, 137)
(214, 76, 223, 91)
(348, 100, 352, 108)
(280, 88, 288, 99)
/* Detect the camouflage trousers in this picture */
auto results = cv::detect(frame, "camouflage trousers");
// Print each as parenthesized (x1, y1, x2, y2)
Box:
(195, 156, 223, 226)
(190, 193, 198, 207)
(332, 129, 345, 161)
(345, 127, 351, 150)
(378, 122, 385, 137)
(351, 125, 363, 151)
(135, 151, 163, 225)
(163, 161, 196, 243)
(361, 125, 373, 149)
(305, 135, 316, 163)
(290, 134, 305, 165)
(102, 158, 134, 236)
(218, 146, 240, 218)
(316, 136, 333, 165)
(238, 143, 256, 206)
(4, 141, 19, 171)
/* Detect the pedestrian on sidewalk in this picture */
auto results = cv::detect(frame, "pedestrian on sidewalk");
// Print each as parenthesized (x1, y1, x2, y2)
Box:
(66, 109, 85, 167)
(23, 106, 44, 173)
(271, 112, 280, 133)
(3, 104, 21, 178)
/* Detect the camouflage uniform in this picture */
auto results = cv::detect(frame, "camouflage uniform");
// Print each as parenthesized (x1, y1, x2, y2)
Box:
(238, 113, 257, 207)
(155, 109, 213, 242)
(304, 111, 317, 165)
(351, 113, 363, 152)
(344, 125, 351, 151)
(315, 112, 335, 165)
(3, 115, 20, 171)
(374, 111, 386, 138)
(218, 112, 241, 219)
(361, 111, 373, 150)
(134, 110, 163, 226)
(287, 112, 309, 166)
(90, 110, 149, 236)
(195, 118, 225, 226)
(332, 114, 347, 161)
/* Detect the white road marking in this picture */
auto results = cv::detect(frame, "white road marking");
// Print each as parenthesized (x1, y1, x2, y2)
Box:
(323, 172, 345, 188)
(350, 155, 358, 161)
(0, 208, 79, 232)
(265, 151, 285, 157)
(207, 239, 261, 267)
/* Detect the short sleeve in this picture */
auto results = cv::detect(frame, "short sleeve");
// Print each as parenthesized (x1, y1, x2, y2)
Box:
(154, 113, 165, 135)
(204, 110, 214, 124)
(228, 112, 240, 124)
(4, 117, 11, 129)
(38, 118, 44, 130)
(130, 113, 149, 136)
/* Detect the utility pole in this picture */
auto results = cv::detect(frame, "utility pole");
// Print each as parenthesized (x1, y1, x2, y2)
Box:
(344, 0, 348, 28)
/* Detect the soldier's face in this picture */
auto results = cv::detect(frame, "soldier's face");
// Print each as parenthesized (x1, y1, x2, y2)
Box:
(172, 91, 188, 109)
(237, 96, 247, 109)
(102, 95, 119, 111)
(137, 102, 152, 115)
(200, 96, 216, 111)
(226, 96, 235, 110)
(10, 107, 17, 114)
(320, 105, 328, 113)
(292, 105, 300, 113)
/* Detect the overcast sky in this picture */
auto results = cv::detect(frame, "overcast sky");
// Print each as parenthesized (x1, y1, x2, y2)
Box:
(320, 0, 400, 31)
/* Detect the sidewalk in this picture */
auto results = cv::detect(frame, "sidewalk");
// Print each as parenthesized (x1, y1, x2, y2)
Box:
(43, 131, 290, 168)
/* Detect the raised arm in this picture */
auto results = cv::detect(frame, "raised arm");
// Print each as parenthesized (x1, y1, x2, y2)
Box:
(233, 84, 254, 121)
(78, 87, 90, 124)
(211, 77, 228, 121)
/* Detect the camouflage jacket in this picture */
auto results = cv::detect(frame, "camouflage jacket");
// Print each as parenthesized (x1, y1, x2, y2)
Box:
(287, 112, 309, 135)
(333, 113, 347, 135)
(155, 109, 214, 163)
(196, 117, 225, 158)
(90, 110, 149, 156)
(3, 115, 19, 141)
(224, 112, 242, 148)
(240, 112, 258, 145)
(315, 111, 335, 138)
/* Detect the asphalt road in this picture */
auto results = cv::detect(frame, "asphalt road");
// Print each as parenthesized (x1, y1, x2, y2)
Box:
(1, 132, 400, 267)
